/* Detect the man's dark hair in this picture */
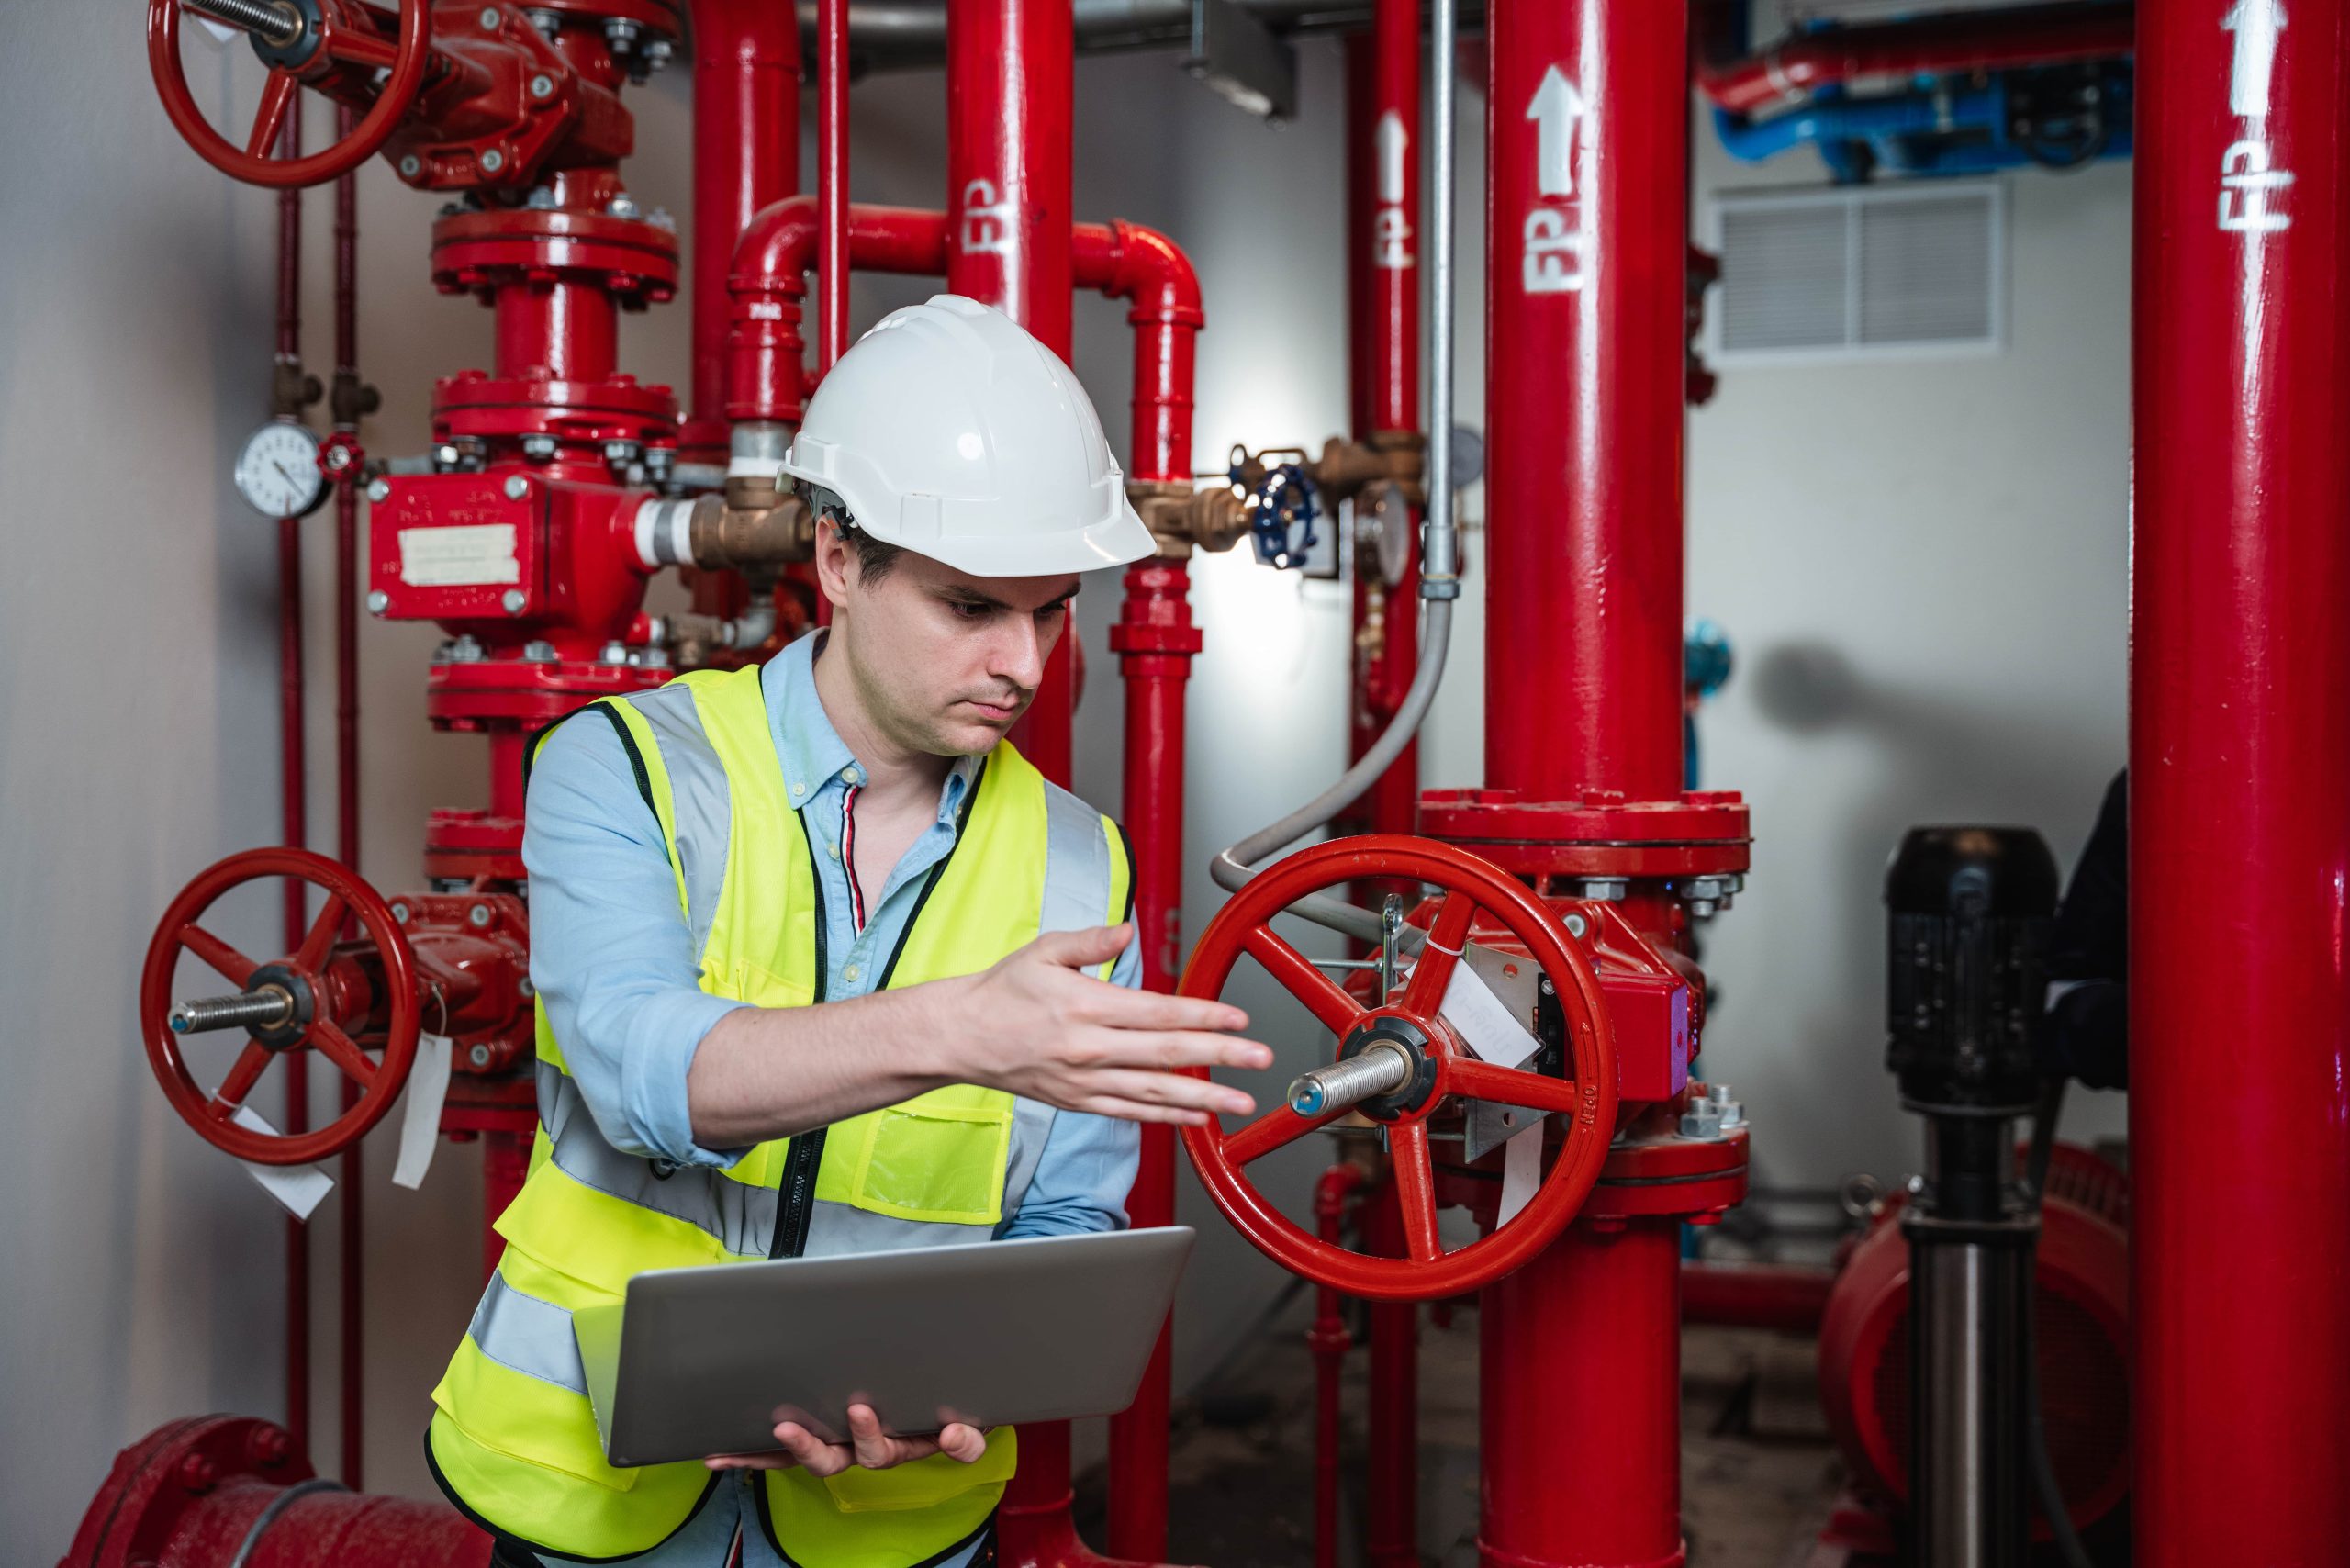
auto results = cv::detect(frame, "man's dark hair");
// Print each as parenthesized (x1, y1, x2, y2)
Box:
(807, 487, 905, 588)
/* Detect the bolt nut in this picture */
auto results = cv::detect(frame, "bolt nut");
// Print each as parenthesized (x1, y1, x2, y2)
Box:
(1572, 878, 1629, 902)
(479, 6, 501, 27)
(397, 154, 421, 178)
(607, 194, 641, 219)
(1561, 913, 1587, 939)
(365, 478, 391, 503)
(364, 589, 390, 615)
(518, 975, 536, 999)
(469, 1043, 495, 1068)
(503, 474, 530, 500)
(522, 639, 557, 663)
(603, 440, 643, 465)
(605, 17, 641, 44)
(500, 588, 528, 615)
(520, 434, 557, 461)
(448, 634, 485, 662)
(178, 1453, 218, 1495)
(599, 641, 629, 664)
(529, 73, 555, 99)
(468, 902, 493, 929)
(644, 38, 673, 67)
(479, 149, 506, 174)
(246, 1425, 294, 1469)
(389, 901, 411, 924)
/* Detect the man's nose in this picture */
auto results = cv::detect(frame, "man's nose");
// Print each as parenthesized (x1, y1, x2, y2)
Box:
(990, 612, 1052, 692)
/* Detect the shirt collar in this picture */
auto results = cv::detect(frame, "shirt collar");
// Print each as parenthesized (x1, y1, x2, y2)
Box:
(760, 630, 983, 823)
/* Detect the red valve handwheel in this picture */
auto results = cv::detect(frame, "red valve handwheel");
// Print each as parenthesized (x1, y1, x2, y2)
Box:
(148, 0, 433, 189)
(1178, 835, 1619, 1302)
(141, 847, 420, 1166)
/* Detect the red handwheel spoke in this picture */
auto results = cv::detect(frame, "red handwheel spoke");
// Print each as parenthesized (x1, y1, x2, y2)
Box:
(295, 893, 348, 971)
(324, 27, 400, 69)
(207, 1042, 275, 1119)
(1241, 924, 1369, 1036)
(1449, 1058, 1586, 1118)
(179, 924, 261, 986)
(1226, 1102, 1348, 1167)
(308, 1020, 379, 1087)
(246, 70, 300, 158)
(1386, 1121, 1443, 1262)
(1400, 891, 1476, 1015)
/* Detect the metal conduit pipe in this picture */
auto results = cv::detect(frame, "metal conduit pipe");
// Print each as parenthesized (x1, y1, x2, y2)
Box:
(1207, 0, 1460, 946)
(799, 0, 1432, 70)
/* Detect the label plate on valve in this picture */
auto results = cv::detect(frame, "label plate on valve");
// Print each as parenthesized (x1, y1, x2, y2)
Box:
(400, 523, 521, 587)
(369, 475, 546, 622)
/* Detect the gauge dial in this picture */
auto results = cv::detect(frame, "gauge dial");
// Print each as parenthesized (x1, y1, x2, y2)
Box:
(233, 421, 328, 519)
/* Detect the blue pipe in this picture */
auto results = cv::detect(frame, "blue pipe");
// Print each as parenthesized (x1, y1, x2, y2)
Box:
(1714, 84, 2004, 165)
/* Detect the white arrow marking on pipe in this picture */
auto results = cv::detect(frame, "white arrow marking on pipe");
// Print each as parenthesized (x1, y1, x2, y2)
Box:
(1527, 65, 1586, 198)
(1377, 111, 1409, 204)
(2225, 0, 2286, 118)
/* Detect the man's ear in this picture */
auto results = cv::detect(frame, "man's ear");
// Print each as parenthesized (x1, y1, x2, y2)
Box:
(812, 514, 855, 612)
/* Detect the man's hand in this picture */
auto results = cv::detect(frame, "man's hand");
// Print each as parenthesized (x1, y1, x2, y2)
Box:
(941, 924, 1273, 1126)
(706, 1404, 987, 1474)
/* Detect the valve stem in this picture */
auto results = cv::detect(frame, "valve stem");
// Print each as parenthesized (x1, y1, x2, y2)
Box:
(170, 988, 296, 1036)
(1288, 1041, 1415, 1118)
(182, 0, 305, 46)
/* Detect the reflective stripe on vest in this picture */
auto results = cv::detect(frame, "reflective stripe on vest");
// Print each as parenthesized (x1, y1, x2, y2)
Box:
(430, 660, 1131, 1565)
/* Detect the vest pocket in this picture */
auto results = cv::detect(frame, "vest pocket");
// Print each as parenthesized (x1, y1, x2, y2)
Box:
(824, 1093, 1015, 1226)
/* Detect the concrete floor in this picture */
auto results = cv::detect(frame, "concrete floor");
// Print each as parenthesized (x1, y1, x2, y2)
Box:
(1074, 1294, 1846, 1568)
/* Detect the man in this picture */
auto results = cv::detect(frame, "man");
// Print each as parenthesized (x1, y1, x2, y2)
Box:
(427, 296, 1273, 1567)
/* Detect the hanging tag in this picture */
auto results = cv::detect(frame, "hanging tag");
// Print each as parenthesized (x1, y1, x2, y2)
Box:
(192, 17, 242, 45)
(1439, 956, 1542, 1065)
(1496, 1116, 1543, 1227)
(229, 1107, 335, 1221)
(392, 1033, 455, 1190)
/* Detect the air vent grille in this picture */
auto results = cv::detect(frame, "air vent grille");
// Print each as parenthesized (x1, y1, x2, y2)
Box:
(1709, 182, 2004, 364)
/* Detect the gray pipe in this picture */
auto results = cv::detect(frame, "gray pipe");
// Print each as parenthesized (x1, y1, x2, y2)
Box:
(1206, 0, 1460, 947)
(807, 0, 1485, 72)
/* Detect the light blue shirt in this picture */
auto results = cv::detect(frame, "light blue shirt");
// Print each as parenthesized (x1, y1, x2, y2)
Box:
(520, 629, 1141, 1238)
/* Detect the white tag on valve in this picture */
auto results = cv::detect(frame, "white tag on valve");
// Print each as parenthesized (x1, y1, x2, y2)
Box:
(229, 1107, 336, 1221)
(192, 17, 243, 45)
(392, 1033, 455, 1190)
(1437, 951, 1549, 1226)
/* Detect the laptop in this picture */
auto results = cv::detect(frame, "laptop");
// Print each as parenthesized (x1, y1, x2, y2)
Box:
(575, 1226, 1195, 1467)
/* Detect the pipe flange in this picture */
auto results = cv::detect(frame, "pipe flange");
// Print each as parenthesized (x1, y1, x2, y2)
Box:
(246, 0, 327, 71)
(240, 963, 317, 1050)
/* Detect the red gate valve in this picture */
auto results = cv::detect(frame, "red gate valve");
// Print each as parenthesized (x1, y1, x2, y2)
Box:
(1177, 836, 1620, 1302)
(149, 0, 434, 188)
(141, 848, 421, 1166)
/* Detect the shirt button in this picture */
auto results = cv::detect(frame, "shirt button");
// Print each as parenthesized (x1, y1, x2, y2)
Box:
(789, 780, 805, 798)
(840, 767, 859, 785)
(844, 964, 862, 983)
(826, 841, 841, 859)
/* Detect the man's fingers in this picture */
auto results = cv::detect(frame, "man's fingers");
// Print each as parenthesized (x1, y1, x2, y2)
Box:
(1088, 1067, 1257, 1118)
(939, 1423, 988, 1463)
(847, 1404, 939, 1470)
(1079, 1096, 1213, 1126)
(1030, 924, 1132, 971)
(1080, 985, 1253, 1036)
(1083, 1029, 1274, 1074)
(705, 1422, 848, 1475)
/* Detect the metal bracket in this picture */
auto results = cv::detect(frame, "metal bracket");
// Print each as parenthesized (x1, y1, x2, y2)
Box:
(1185, 0, 1296, 121)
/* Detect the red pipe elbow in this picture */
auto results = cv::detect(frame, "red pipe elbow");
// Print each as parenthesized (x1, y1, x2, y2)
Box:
(1072, 218, 1203, 483)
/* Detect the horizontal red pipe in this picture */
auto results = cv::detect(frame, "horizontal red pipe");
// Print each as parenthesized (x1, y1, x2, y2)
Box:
(726, 199, 1202, 487)
(1696, 4, 2134, 115)
(1680, 1260, 1836, 1335)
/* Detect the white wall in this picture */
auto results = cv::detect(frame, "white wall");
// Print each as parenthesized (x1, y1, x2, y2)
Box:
(0, 17, 2130, 1551)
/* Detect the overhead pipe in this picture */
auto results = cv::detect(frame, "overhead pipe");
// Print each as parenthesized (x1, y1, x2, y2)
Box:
(2130, 0, 2350, 1562)
(800, 0, 1426, 72)
(1695, 2, 2135, 116)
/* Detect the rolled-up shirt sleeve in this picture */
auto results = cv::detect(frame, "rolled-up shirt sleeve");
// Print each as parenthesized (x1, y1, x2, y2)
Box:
(522, 715, 749, 1169)
(1000, 929, 1147, 1238)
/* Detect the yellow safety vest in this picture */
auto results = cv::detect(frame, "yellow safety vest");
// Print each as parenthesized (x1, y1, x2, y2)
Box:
(425, 661, 1131, 1564)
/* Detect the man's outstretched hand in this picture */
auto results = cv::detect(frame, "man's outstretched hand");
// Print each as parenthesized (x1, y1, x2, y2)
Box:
(706, 1403, 987, 1475)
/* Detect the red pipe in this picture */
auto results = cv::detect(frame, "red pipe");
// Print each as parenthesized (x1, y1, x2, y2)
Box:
(816, 0, 849, 374)
(1309, 1165, 1368, 1568)
(685, 0, 800, 458)
(1361, 1179, 1418, 1568)
(1485, 0, 1685, 805)
(1340, 0, 1422, 881)
(271, 108, 311, 1469)
(947, 0, 1077, 787)
(492, 279, 618, 382)
(1678, 1260, 1834, 1335)
(1697, 4, 2135, 116)
(331, 112, 364, 1491)
(1482, 1221, 1684, 1568)
(2130, 2, 2350, 1562)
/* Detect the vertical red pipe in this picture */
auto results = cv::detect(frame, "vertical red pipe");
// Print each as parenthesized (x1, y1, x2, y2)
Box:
(1343, 0, 1422, 846)
(1480, 1221, 1684, 1568)
(687, 0, 800, 458)
(493, 280, 619, 382)
(2130, 2, 2350, 1562)
(271, 108, 311, 1468)
(1483, 0, 1685, 802)
(1361, 1181, 1418, 1568)
(816, 0, 850, 374)
(330, 108, 364, 1493)
(1308, 1165, 1367, 1568)
(947, 0, 1077, 785)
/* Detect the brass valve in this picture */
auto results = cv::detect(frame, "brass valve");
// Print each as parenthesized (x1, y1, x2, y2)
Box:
(1229, 430, 1427, 511)
(1129, 479, 1250, 560)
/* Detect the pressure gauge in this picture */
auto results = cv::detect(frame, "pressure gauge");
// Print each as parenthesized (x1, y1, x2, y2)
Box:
(233, 421, 329, 519)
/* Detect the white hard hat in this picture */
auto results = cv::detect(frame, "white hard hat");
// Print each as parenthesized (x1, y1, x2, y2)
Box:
(779, 294, 1157, 577)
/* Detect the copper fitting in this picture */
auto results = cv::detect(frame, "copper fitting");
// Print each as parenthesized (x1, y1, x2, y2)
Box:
(1128, 479, 1248, 559)
(682, 487, 815, 573)
(1228, 431, 1427, 511)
